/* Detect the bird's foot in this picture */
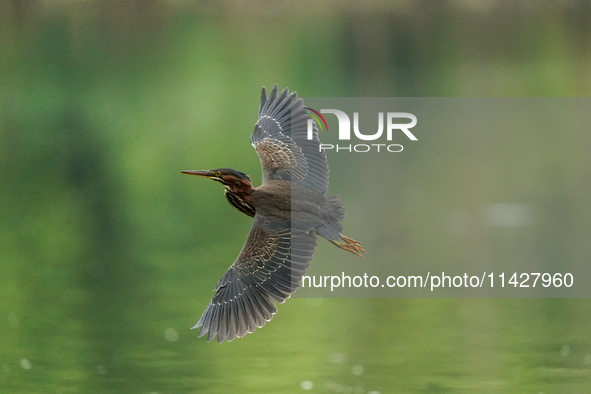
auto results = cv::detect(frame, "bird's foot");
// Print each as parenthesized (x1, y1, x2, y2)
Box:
(332, 235, 365, 257)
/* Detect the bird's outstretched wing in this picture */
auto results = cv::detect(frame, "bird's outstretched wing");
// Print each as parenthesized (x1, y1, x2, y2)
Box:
(251, 85, 329, 194)
(192, 215, 317, 343)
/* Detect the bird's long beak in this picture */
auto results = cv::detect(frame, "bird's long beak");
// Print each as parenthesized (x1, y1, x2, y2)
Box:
(180, 170, 214, 178)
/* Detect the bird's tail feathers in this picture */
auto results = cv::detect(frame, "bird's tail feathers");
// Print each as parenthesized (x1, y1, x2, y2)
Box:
(316, 195, 345, 240)
(318, 195, 365, 257)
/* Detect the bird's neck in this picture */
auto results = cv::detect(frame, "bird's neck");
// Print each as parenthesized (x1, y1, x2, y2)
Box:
(224, 186, 255, 217)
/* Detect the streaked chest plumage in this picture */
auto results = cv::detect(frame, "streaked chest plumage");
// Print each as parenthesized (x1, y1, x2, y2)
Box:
(224, 187, 256, 217)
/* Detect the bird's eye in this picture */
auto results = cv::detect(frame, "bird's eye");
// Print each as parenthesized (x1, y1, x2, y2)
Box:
(213, 171, 222, 177)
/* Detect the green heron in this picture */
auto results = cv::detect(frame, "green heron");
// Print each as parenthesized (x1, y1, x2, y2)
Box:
(182, 85, 364, 343)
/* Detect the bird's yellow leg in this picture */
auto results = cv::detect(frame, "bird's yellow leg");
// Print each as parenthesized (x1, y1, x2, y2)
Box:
(330, 235, 365, 257)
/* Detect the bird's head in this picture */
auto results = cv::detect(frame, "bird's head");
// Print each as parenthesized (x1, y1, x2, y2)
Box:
(181, 168, 252, 190)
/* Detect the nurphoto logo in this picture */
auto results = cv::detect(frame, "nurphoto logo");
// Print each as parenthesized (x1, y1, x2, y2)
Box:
(306, 107, 418, 153)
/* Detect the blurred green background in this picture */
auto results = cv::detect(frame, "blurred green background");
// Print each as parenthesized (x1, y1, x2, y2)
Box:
(1, 1, 591, 393)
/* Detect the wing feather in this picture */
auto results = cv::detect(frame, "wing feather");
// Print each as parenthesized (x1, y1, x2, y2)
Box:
(192, 215, 317, 343)
(251, 85, 329, 194)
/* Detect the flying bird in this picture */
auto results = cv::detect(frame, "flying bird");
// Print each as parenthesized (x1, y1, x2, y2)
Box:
(182, 85, 364, 343)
